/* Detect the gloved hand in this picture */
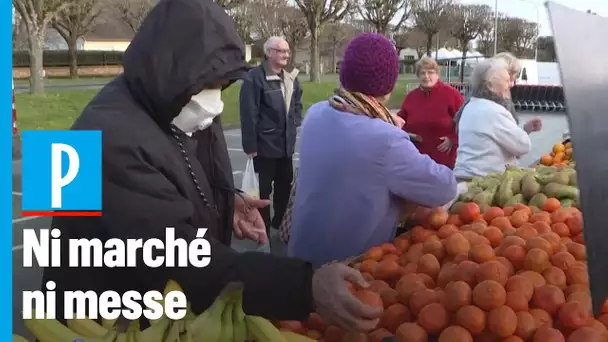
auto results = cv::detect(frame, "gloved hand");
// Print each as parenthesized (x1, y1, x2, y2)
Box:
(311, 262, 382, 332)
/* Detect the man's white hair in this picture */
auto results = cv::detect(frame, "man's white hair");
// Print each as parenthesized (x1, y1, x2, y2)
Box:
(263, 36, 287, 56)
(470, 58, 509, 97)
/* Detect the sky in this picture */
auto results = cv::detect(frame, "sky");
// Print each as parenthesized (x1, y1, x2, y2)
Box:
(460, 0, 606, 36)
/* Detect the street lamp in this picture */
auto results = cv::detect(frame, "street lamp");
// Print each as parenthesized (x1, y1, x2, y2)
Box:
(493, 0, 541, 60)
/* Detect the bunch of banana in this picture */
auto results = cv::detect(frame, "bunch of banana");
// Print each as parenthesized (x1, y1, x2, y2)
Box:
(23, 279, 317, 342)
(12, 335, 28, 342)
(185, 288, 316, 342)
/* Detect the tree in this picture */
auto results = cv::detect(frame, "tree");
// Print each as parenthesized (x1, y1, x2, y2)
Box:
(250, 0, 287, 41)
(514, 19, 538, 56)
(537, 36, 556, 62)
(53, 0, 102, 78)
(447, 4, 492, 81)
(320, 21, 354, 72)
(13, 0, 71, 94)
(227, 3, 255, 43)
(396, 27, 427, 58)
(357, 0, 415, 35)
(12, 10, 28, 50)
(413, 0, 453, 56)
(215, 0, 246, 10)
(114, 0, 156, 33)
(294, 0, 351, 82)
(279, 6, 310, 65)
(477, 24, 493, 56)
(497, 16, 537, 57)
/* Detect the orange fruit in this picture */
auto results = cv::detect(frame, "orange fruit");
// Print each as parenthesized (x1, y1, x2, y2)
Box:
(444, 233, 471, 256)
(558, 300, 591, 330)
(553, 143, 566, 154)
(515, 311, 538, 339)
(438, 325, 473, 342)
(506, 274, 535, 300)
(532, 284, 566, 315)
(409, 289, 441, 316)
(483, 207, 505, 222)
(442, 280, 472, 312)
(417, 303, 449, 334)
(456, 305, 486, 335)
(365, 247, 384, 261)
(428, 209, 449, 229)
(487, 305, 518, 338)
(533, 326, 565, 342)
(355, 289, 384, 309)
(506, 291, 529, 312)
(395, 322, 427, 342)
(460, 202, 481, 223)
(473, 280, 506, 311)
(379, 303, 411, 333)
(540, 154, 554, 166)
(476, 260, 509, 285)
(543, 198, 562, 213)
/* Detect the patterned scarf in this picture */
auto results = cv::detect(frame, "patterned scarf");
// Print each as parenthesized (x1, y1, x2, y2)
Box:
(328, 88, 398, 126)
(328, 87, 419, 226)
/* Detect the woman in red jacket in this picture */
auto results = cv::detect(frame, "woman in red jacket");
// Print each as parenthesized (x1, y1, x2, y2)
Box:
(398, 57, 464, 169)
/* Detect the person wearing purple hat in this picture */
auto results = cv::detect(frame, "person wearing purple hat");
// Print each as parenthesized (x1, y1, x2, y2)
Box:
(286, 33, 458, 268)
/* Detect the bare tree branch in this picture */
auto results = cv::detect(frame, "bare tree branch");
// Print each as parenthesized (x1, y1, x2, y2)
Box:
(496, 16, 537, 57)
(249, 0, 288, 41)
(320, 21, 355, 72)
(357, 0, 415, 35)
(13, 0, 72, 93)
(294, 0, 352, 82)
(113, 0, 155, 33)
(225, 3, 254, 43)
(412, 0, 453, 56)
(447, 4, 492, 81)
(53, 0, 102, 78)
(279, 6, 310, 65)
(214, 0, 246, 11)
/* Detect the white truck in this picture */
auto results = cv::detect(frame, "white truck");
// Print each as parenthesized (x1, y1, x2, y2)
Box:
(515, 59, 562, 86)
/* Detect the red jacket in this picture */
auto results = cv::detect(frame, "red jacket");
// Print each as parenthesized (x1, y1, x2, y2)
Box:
(398, 81, 464, 169)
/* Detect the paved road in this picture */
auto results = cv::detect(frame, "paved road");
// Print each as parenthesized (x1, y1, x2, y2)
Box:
(11, 112, 568, 339)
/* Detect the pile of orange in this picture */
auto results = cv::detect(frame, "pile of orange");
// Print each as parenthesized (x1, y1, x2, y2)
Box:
(540, 142, 573, 167)
(275, 200, 608, 342)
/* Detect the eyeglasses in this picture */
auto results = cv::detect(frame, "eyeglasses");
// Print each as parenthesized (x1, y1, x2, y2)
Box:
(271, 48, 290, 54)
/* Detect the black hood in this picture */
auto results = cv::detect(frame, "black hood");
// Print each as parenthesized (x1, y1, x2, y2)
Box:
(122, 0, 247, 128)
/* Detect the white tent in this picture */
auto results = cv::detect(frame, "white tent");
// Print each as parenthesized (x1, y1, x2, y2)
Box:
(450, 49, 463, 58)
(434, 48, 456, 60)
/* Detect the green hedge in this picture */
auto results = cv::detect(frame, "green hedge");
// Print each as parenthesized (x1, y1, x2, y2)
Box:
(13, 50, 124, 68)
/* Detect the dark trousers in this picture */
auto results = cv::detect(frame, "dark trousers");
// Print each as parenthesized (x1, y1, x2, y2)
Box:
(253, 156, 294, 235)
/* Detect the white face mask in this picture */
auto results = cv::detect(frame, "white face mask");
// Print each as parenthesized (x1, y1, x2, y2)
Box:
(172, 89, 224, 133)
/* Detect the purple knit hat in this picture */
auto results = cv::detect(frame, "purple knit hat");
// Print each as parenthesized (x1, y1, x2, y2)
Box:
(339, 33, 399, 97)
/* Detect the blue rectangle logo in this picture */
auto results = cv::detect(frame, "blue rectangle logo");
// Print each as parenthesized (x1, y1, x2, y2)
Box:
(21, 130, 102, 216)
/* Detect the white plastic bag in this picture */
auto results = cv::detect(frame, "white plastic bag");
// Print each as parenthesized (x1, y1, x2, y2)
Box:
(241, 157, 260, 198)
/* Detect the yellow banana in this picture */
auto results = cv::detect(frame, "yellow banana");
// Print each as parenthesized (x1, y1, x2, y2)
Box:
(245, 316, 287, 342)
(187, 294, 230, 341)
(219, 299, 235, 342)
(231, 293, 247, 342)
(163, 279, 183, 295)
(280, 331, 317, 342)
(23, 311, 84, 342)
(101, 318, 117, 329)
(12, 335, 28, 342)
(67, 317, 108, 338)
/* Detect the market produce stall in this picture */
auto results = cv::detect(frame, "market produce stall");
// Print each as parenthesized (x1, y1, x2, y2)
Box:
(14, 3, 608, 342)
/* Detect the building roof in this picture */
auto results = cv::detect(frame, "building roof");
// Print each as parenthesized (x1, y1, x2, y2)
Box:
(82, 18, 134, 41)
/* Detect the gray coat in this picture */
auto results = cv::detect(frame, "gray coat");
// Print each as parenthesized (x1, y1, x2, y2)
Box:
(454, 94, 518, 133)
(239, 62, 303, 158)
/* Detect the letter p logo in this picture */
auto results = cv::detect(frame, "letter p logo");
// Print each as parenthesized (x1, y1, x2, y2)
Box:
(21, 131, 102, 216)
(51, 143, 80, 209)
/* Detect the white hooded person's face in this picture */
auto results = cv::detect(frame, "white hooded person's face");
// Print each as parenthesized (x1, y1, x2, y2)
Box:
(172, 88, 224, 134)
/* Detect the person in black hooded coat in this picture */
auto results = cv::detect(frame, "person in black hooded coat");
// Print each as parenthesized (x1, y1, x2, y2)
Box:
(41, 0, 383, 332)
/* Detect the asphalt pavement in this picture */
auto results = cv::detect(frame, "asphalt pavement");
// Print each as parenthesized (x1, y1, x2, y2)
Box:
(11, 112, 568, 339)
